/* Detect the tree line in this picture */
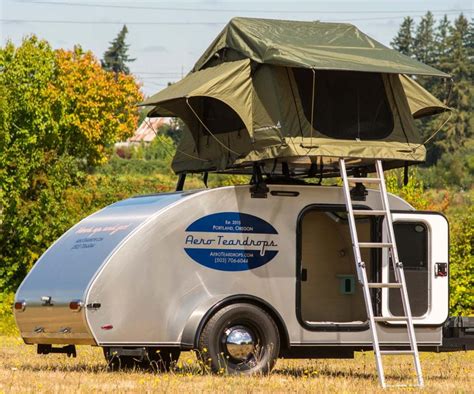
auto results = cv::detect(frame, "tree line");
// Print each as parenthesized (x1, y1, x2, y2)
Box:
(391, 13, 473, 188)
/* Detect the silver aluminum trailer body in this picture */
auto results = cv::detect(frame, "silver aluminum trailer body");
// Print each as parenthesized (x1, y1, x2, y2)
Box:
(14, 185, 449, 360)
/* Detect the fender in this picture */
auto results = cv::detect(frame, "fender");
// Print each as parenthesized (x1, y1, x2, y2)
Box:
(180, 294, 290, 351)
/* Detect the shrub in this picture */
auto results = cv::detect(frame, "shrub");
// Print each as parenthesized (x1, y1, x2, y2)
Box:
(448, 206, 474, 315)
(0, 293, 17, 335)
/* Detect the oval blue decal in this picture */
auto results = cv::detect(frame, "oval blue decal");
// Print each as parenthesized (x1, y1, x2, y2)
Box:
(184, 212, 279, 271)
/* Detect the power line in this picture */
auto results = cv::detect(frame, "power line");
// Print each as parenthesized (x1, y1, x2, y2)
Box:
(1, 10, 470, 26)
(335, 11, 470, 21)
(16, 1, 473, 15)
(134, 72, 183, 75)
(0, 19, 225, 25)
(143, 81, 168, 87)
(137, 76, 181, 80)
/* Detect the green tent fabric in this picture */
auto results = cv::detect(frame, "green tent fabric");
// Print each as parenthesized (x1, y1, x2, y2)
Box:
(143, 59, 254, 135)
(400, 75, 450, 118)
(141, 18, 451, 176)
(193, 17, 450, 77)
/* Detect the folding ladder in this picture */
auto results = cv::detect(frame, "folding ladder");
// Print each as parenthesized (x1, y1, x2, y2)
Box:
(339, 158, 423, 389)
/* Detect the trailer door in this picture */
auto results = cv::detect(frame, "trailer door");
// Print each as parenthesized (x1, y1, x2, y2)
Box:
(381, 212, 449, 325)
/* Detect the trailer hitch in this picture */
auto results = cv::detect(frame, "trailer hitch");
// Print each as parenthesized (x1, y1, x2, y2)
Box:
(37, 344, 77, 358)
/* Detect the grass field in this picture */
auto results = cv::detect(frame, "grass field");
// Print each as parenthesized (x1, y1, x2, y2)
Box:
(0, 336, 473, 393)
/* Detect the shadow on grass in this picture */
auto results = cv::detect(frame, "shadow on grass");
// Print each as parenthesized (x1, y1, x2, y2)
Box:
(4, 361, 451, 382)
(273, 366, 451, 382)
(5, 360, 201, 375)
(273, 367, 375, 380)
(0, 362, 374, 380)
(4, 362, 109, 374)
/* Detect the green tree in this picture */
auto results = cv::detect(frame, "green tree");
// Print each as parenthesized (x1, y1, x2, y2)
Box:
(435, 15, 452, 72)
(101, 25, 135, 75)
(414, 11, 437, 66)
(392, 13, 473, 187)
(426, 15, 452, 102)
(391, 17, 415, 56)
(0, 36, 142, 291)
(53, 46, 143, 165)
(435, 15, 473, 154)
(449, 206, 474, 315)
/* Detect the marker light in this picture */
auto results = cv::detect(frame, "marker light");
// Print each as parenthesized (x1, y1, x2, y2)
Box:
(69, 300, 83, 312)
(14, 300, 26, 312)
(101, 324, 113, 330)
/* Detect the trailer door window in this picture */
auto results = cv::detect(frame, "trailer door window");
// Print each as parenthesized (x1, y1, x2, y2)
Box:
(388, 222, 429, 317)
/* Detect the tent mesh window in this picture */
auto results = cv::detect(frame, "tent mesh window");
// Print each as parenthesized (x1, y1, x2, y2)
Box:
(191, 97, 246, 134)
(292, 69, 394, 140)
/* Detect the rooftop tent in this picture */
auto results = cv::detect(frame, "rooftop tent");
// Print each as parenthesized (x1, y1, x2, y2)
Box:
(141, 17, 451, 176)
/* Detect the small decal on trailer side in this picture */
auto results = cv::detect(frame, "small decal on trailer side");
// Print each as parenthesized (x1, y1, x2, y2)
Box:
(184, 212, 279, 271)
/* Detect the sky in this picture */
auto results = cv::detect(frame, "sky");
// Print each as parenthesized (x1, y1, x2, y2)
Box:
(1, 0, 472, 96)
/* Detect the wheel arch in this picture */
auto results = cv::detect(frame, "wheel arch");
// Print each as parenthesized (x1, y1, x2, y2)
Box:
(181, 294, 290, 353)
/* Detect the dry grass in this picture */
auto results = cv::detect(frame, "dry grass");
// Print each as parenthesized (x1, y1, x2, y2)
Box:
(0, 336, 473, 393)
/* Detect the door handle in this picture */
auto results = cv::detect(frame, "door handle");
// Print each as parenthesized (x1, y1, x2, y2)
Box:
(301, 268, 307, 282)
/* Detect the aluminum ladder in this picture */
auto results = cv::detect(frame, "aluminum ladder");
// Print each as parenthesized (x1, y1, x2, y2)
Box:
(339, 158, 424, 389)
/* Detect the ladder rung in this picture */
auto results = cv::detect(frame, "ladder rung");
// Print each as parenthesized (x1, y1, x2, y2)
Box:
(368, 283, 402, 288)
(374, 316, 408, 322)
(353, 210, 387, 216)
(358, 242, 392, 248)
(347, 177, 381, 184)
(380, 350, 415, 355)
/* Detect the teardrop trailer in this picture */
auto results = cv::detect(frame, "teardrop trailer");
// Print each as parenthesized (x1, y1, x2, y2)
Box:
(14, 18, 473, 388)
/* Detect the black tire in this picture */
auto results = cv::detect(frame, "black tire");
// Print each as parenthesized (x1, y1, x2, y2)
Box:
(198, 303, 280, 375)
(147, 347, 181, 372)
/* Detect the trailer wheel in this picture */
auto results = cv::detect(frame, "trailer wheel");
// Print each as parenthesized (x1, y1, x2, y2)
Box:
(198, 303, 280, 375)
(147, 348, 181, 372)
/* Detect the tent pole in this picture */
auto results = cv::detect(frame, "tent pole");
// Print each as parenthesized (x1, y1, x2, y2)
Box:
(250, 163, 268, 199)
(403, 163, 409, 186)
(176, 173, 187, 191)
(310, 68, 316, 146)
(308, 161, 317, 178)
(317, 157, 324, 185)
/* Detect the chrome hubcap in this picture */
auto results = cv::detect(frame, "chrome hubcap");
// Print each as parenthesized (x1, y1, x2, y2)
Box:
(224, 326, 255, 361)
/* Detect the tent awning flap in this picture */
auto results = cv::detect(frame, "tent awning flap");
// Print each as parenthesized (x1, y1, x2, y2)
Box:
(400, 75, 451, 118)
(140, 59, 251, 108)
(141, 59, 254, 134)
